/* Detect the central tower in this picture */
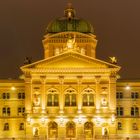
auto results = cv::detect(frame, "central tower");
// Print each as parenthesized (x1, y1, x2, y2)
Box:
(43, 3, 97, 58)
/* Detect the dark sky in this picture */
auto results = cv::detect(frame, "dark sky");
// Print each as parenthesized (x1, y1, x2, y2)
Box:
(0, 0, 140, 79)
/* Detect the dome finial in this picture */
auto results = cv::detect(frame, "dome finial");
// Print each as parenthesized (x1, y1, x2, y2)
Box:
(64, 2, 76, 19)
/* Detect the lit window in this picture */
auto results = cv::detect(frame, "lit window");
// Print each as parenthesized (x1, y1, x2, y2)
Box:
(116, 92, 123, 99)
(47, 89, 59, 106)
(118, 122, 122, 130)
(83, 88, 94, 106)
(65, 88, 77, 106)
(117, 107, 124, 116)
(47, 94, 59, 106)
(19, 123, 24, 130)
(4, 123, 9, 131)
(65, 94, 76, 106)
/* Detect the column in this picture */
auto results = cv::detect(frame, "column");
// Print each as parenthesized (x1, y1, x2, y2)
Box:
(77, 76, 82, 113)
(40, 76, 46, 114)
(25, 76, 32, 114)
(109, 76, 117, 113)
(95, 76, 101, 113)
(59, 76, 64, 114)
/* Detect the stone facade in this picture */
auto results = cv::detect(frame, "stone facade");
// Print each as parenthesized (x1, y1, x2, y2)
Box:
(0, 4, 139, 140)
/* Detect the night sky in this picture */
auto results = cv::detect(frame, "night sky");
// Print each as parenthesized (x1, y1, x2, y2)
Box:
(0, 0, 140, 79)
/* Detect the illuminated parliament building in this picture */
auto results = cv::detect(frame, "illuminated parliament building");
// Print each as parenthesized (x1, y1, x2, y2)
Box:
(0, 4, 140, 140)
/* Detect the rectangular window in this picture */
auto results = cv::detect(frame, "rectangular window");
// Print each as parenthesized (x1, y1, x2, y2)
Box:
(83, 94, 94, 106)
(65, 94, 76, 106)
(116, 92, 123, 99)
(118, 122, 122, 130)
(131, 107, 139, 116)
(47, 94, 59, 106)
(2, 93, 10, 99)
(18, 107, 25, 116)
(4, 123, 9, 131)
(117, 107, 124, 116)
(19, 123, 24, 130)
(18, 93, 25, 99)
(2, 107, 10, 116)
(132, 123, 138, 130)
(131, 92, 139, 99)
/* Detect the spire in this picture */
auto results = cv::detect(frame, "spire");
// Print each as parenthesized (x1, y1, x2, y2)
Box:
(64, 2, 76, 19)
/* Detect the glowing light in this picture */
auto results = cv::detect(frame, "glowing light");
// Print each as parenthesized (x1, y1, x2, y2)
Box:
(78, 117, 82, 124)
(126, 85, 130, 90)
(27, 117, 32, 124)
(11, 86, 16, 91)
(111, 115, 115, 124)
(41, 117, 45, 124)
(59, 117, 64, 125)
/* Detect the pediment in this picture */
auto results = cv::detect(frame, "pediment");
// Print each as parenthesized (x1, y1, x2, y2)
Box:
(21, 51, 120, 72)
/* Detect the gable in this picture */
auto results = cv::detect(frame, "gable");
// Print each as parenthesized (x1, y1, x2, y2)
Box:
(21, 51, 120, 72)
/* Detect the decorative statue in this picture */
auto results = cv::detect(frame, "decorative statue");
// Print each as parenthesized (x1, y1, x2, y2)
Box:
(66, 35, 75, 49)
(104, 128, 108, 136)
(33, 94, 40, 106)
(34, 128, 39, 136)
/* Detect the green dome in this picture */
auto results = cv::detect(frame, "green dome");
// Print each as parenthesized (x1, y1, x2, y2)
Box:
(46, 17, 94, 33)
(46, 4, 94, 34)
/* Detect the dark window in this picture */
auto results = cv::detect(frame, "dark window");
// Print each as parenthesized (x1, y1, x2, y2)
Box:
(117, 107, 124, 116)
(2, 108, 6, 114)
(131, 92, 139, 99)
(18, 107, 25, 116)
(7, 107, 10, 116)
(116, 92, 123, 99)
(132, 123, 138, 130)
(19, 123, 24, 130)
(4, 123, 9, 131)
(7, 93, 10, 99)
(2, 93, 6, 99)
(18, 93, 25, 99)
(118, 122, 122, 130)
(131, 107, 139, 116)
(2, 107, 10, 116)
(2, 93, 10, 99)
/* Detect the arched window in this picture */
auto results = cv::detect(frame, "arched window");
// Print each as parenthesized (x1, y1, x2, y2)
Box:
(82, 88, 94, 106)
(66, 121, 76, 138)
(84, 122, 93, 138)
(65, 88, 77, 106)
(47, 88, 59, 106)
(48, 121, 58, 138)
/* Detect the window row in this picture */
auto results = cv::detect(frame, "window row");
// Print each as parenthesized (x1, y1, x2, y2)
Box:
(117, 107, 139, 116)
(4, 123, 24, 131)
(116, 92, 139, 99)
(118, 122, 138, 130)
(2, 107, 25, 116)
(1, 93, 25, 99)
(33, 94, 99, 107)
